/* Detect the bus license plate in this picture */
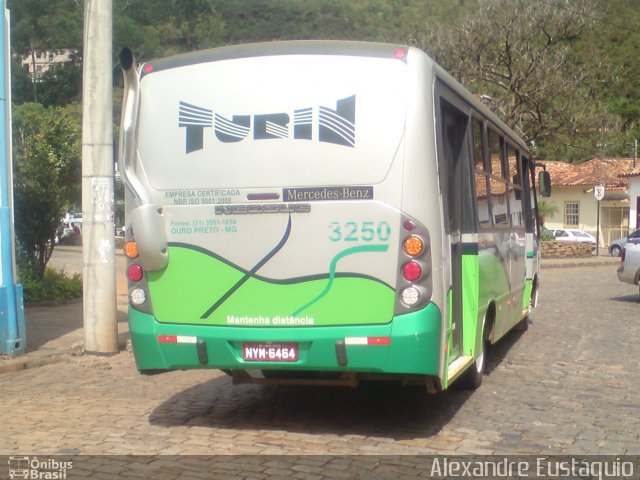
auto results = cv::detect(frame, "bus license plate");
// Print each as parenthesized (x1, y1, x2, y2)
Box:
(242, 343, 299, 362)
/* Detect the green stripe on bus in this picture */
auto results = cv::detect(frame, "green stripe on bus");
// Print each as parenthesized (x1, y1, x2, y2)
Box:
(147, 245, 395, 327)
(292, 244, 389, 315)
(461, 242, 479, 255)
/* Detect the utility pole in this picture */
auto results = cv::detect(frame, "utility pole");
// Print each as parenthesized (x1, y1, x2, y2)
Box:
(0, 0, 26, 356)
(82, 0, 117, 354)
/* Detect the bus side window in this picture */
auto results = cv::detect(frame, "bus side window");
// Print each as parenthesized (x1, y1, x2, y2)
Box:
(507, 144, 523, 227)
(488, 129, 509, 226)
(472, 118, 491, 228)
(440, 101, 472, 235)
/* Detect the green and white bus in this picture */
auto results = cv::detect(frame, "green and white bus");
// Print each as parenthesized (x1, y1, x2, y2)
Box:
(119, 41, 549, 391)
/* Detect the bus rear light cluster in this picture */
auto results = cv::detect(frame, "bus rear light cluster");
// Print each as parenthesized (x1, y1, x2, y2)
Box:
(396, 217, 432, 312)
(124, 228, 152, 312)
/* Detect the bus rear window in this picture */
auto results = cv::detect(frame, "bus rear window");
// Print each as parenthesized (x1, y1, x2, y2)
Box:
(136, 55, 407, 190)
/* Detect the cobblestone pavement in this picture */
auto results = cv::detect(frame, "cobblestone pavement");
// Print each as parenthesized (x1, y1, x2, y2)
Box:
(0, 261, 638, 476)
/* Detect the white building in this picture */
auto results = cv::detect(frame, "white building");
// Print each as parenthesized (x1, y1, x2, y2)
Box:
(623, 167, 640, 231)
(21, 49, 76, 79)
(541, 158, 635, 246)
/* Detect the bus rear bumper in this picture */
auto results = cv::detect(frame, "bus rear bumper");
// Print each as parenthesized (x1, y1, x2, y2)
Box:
(129, 303, 442, 377)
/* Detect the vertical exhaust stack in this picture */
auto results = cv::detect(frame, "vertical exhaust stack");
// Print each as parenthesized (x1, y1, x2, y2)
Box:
(118, 48, 168, 272)
(118, 48, 148, 206)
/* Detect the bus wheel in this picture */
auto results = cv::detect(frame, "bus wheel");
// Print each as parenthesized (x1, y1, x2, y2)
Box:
(514, 316, 530, 331)
(459, 342, 485, 390)
(458, 322, 487, 390)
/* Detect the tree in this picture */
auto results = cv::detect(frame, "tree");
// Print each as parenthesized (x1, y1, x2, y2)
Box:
(12, 103, 81, 281)
(537, 200, 559, 227)
(573, 0, 640, 156)
(115, 0, 224, 59)
(37, 53, 83, 107)
(8, 0, 83, 102)
(10, 56, 33, 105)
(418, 0, 619, 161)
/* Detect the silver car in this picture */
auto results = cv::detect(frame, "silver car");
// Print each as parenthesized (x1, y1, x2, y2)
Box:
(609, 229, 640, 257)
(551, 228, 597, 249)
(617, 244, 640, 294)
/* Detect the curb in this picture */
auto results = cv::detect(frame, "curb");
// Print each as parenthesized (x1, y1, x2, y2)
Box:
(0, 351, 70, 375)
(541, 260, 620, 269)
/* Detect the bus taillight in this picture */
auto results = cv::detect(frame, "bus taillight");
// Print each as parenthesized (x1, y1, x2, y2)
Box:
(402, 261, 422, 281)
(127, 264, 144, 282)
(403, 235, 424, 256)
(400, 286, 420, 306)
(130, 288, 146, 306)
(124, 241, 139, 258)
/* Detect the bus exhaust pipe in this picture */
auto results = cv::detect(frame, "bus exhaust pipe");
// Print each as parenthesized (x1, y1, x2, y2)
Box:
(118, 48, 149, 206)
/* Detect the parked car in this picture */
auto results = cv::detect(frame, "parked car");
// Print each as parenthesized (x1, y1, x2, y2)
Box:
(617, 244, 640, 294)
(609, 229, 640, 257)
(551, 228, 597, 249)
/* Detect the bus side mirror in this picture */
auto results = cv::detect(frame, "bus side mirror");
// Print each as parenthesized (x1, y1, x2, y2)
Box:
(539, 171, 551, 197)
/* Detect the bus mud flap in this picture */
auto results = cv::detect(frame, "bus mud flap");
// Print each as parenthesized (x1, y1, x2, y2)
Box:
(335, 340, 348, 366)
(196, 339, 208, 365)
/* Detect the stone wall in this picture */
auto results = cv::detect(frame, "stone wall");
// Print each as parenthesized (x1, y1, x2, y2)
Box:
(541, 241, 593, 258)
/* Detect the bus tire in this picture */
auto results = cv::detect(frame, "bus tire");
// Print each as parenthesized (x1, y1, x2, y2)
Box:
(460, 317, 489, 390)
(514, 316, 529, 331)
(458, 339, 486, 390)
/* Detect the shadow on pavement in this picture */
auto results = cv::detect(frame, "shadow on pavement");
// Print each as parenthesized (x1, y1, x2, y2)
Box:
(485, 327, 525, 376)
(610, 294, 640, 304)
(24, 301, 130, 351)
(147, 322, 530, 440)
(149, 375, 473, 440)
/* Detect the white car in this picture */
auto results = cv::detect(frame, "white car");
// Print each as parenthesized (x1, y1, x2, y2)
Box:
(551, 228, 597, 248)
(617, 244, 640, 294)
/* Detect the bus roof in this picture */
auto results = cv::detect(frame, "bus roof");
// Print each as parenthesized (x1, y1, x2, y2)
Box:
(138, 40, 529, 154)
(140, 40, 406, 77)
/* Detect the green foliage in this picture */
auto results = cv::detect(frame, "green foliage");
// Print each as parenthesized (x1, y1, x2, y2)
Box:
(540, 227, 554, 242)
(7, 0, 640, 162)
(574, 0, 640, 146)
(21, 268, 82, 303)
(10, 56, 33, 105)
(8, 0, 83, 103)
(37, 54, 82, 107)
(115, 0, 224, 58)
(12, 103, 81, 281)
(537, 201, 559, 227)
(15, 245, 82, 303)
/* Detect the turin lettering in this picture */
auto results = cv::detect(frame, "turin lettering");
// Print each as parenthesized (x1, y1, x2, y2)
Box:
(178, 95, 356, 153)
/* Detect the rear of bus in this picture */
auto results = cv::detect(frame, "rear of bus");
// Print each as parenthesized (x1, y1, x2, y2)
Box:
(119, 42, 442, 384)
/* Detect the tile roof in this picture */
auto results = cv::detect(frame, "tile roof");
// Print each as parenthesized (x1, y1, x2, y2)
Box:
(538, 158, 637, 191)
(621, 165, 640, 178)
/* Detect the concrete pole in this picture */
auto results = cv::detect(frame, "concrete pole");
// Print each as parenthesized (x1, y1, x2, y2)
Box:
(82, 0, 117, 354)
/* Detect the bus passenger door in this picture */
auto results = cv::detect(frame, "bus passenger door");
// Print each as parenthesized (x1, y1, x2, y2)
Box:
(440, 102, 474, 362)
(506, 145, 526, 321)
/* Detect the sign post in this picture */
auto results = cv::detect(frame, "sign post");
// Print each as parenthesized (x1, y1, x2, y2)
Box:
(594, 184, 605, 256)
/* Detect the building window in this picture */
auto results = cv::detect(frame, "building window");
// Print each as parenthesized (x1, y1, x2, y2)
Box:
(564, 202, 579, 227)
